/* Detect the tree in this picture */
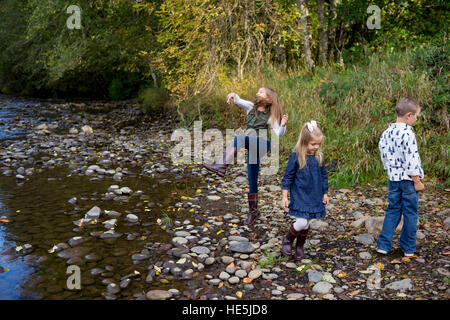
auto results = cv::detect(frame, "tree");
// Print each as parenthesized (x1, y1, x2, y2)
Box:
(296, 0, 315, 71)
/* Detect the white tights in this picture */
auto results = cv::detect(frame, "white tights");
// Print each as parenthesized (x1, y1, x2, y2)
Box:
(293, 217, 311, 231)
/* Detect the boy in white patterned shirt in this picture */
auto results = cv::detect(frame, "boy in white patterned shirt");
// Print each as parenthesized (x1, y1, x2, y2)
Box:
(377, 97, 424, 257)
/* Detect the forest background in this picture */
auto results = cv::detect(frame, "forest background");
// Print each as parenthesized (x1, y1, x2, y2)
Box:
(0, 0, 448, 187)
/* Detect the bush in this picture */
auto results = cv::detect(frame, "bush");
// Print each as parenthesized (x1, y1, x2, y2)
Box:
(138, 87, 169, 114)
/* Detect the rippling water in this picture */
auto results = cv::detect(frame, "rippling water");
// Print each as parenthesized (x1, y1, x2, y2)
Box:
(0, 98, 200, 299)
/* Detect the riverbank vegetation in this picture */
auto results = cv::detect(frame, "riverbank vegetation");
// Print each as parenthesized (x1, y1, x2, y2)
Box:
(0, 0, 448, 186)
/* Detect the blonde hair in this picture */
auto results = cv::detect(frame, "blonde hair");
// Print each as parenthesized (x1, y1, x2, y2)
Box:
(293, 123, 324, 169)
(253, 86, 282, 127)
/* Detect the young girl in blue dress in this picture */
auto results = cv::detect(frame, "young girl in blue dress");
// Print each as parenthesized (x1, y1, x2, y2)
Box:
(280, 121, 329, 260)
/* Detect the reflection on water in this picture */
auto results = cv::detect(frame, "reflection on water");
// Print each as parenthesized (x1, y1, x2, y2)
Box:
(0, 164, 200, 299)
(0, 97, 201, 299)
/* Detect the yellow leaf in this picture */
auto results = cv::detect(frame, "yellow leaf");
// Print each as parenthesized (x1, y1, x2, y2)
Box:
(189, 209, 195, 212)
(236, 291, 243, 298)
(218, 282, 223, 288)
(337, 272, 347, 278)
(16, 210, 20, 213)
(243, 278, 253, 284)
(196, 189, 202, 193)
(377, 263, 384, 270)
(140, 236, 147, 241)
(217, 230, 224, 235)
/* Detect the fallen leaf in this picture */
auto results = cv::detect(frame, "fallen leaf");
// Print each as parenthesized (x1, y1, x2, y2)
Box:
(443, 251, 450, 255)
(0, 219, 10, 223)
(348, 289, 360, 297)
(236, 291, 243, 298)
(243, 278, 253, 284)
(401, 257, 411, 262)
(377, 263, 384, 270)
(48, 245, 58, 253)
(337, 272, 347, 278)
(218, 282, 223, 288)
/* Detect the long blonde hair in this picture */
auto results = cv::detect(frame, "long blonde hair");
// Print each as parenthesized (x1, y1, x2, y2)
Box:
(293, 122, 324, 169)
(253, 86, 282, 127)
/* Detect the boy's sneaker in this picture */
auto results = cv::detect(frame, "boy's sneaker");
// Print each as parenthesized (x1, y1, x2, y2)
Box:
(404, 252, 414, 257)
(377, 249, 388, 254)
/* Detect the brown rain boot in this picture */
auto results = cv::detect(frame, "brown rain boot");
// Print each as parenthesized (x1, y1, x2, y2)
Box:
(294, 228, 309, 261)
(202, 148, 236, 177)
(281, 223, 301, 257)
(244, 193, 261, 225)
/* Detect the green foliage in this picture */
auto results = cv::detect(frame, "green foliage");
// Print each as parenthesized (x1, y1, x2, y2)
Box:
(138, 87, 169, 114)
(176, 39, 448, 187)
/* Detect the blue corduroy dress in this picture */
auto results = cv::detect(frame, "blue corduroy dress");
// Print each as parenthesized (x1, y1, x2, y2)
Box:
(281, 152, 329, 219)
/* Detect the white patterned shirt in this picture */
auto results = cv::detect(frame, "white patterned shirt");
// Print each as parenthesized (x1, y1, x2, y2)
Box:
(378, 122, 424, 181)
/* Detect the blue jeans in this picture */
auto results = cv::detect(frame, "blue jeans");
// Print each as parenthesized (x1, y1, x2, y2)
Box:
(377, 180, 419, 254)
(233, 135, 271, 194)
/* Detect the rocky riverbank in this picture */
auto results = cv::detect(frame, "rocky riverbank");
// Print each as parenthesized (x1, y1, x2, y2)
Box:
(0, 98, 449, 300)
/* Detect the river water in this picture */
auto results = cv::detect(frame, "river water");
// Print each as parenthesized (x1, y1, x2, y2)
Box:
(0, 97, 201, 299)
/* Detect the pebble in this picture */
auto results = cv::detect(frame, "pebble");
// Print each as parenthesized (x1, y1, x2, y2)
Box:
(248, 269, 262, 279)
(228, 276, 240, 284)
(312, 282, 333, 294)
(359, 251, 372, 259)
(190, 246, 210, 255)
(146, 290, 173, 300)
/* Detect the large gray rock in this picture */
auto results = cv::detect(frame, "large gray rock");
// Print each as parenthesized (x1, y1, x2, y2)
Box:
(354, 233, 375, 245)
(365, 217, 404, 235)
(385, 278, 412, 291)
(57, 247, 90, 259)
(306, 270, 324, 283)
(229, 242, 255, 253)
(312, 282, 333, 294)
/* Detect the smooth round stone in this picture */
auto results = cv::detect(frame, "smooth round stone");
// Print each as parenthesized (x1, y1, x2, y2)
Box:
(190, 246, 210, 255)
(208, 279, 221, 286)
(146, 290, 173, 300)
(235, 269, 247, 278)
(107, 283, 120, 294)
(219, 271, 230, 280)
(228, 242, 254, 254)
(172, 237, 188, 247)
(312, 282, 333, 294)
(248, 269, 262, 279)
(228, 276, 240, 284)
(174, 231, 191, 237)
(204, 257, 215, 265)
(57, 247, 90, 259)
(221, 256, 235, 264)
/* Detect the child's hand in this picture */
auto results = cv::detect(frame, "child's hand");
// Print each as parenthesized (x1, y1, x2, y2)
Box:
(414, 181, 425, 192)
(226, 92, 236, 104)
(323, 194, 329, 207)
(281, 114, 289, 127)
(281, 197, 289, 210)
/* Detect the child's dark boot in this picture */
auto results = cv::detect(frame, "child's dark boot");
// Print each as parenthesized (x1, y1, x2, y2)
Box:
(281, 223, 300, 257)
(294, 228, 309, 261)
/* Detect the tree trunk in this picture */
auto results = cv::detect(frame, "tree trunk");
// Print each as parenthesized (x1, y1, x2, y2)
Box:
(328, 0, 338, 62)
(296, 0, 314, 72)
(317, 0, 328, 66)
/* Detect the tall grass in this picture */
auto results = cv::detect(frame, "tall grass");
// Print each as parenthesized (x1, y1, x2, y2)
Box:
(171, 43, 449, 187)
